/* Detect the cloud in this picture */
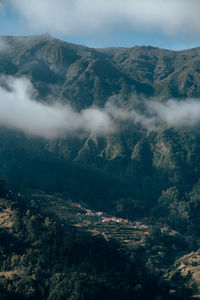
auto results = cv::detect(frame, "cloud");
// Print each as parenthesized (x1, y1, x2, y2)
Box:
(147, 99, 200, 127)
(8, 0, 200, 37)
(0, 1, 5, 14)
(1, 76, 200, 139)
(105, 98, 157, 130)
(107, 96, 200, 130)
(0, 76, 113, 138)
(0, 39, 10, 53)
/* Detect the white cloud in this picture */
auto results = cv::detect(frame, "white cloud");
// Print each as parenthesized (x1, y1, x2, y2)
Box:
(0, 39, 9, 53)
(106, 96, 200, 130)
(1, 76, 200, 139)
(0, 76, 113, 138)
(0, 1, 5, 13)
(105, 98, 157, 129)
(8, 0, 200, 37)
(148, 99, 200, 127)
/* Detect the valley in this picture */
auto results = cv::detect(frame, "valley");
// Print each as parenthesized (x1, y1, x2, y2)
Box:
(0, 34, 200, 298)
(23, 190, 149, 247)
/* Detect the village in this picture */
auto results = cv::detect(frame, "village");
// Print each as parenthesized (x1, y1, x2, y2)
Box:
(27, 191, 174, 247)
(71, 202, 149, 232)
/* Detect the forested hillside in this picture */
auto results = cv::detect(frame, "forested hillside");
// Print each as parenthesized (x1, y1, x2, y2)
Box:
(0, 35, 200, 230)
(0, 180, 192, 299)
(1, 34, 200, 298)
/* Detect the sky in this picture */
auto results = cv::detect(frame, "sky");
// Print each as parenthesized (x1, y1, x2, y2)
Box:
(0, 0, 200, 50)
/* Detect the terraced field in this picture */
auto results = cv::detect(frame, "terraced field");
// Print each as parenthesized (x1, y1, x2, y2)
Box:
(24, 190, 148, 247)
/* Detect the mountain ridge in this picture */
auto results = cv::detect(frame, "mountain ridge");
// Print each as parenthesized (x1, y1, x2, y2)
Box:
(1, 34, 200, 110)
(1, 34, 200, 297)
(0, 35, 200, 231)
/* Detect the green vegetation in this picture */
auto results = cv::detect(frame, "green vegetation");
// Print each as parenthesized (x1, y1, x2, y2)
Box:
(1, 35, 200, 297)
(0, 182, 191, 299)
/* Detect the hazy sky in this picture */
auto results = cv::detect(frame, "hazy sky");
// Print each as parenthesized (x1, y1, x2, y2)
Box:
(0, 0, 200, 49)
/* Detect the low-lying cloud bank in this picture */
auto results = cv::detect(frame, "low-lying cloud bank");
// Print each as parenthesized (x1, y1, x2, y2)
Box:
(147, 99, 200, 128)
(107, 97, 200, 130)
(0, 76, 113, 138)
(1, 76, 200, 138)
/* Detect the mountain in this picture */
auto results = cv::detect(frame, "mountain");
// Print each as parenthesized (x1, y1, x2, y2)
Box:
(1, 34, 200, 108)
(1, 34, 200, 297)
(0, 35, 199, 222)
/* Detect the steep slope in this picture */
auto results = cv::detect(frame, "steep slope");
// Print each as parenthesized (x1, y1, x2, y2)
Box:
(1, 34, 200, 108)
(1, 34, 200, 297)
(0, 35, 200, 235)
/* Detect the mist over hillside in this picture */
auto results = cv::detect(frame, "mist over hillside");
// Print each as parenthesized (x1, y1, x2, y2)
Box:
(1, 35, 200, 218)
(1, 34, 200, 298)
